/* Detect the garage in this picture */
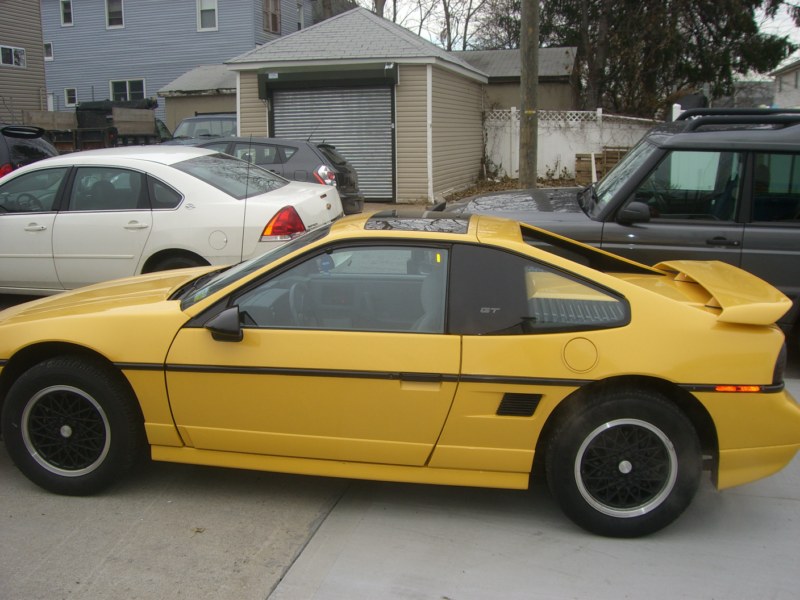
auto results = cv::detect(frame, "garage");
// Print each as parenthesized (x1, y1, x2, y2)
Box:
(270, 86, 395, 201)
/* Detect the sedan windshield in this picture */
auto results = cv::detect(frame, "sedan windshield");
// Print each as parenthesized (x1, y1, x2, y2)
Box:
(174, 153, 287, 199)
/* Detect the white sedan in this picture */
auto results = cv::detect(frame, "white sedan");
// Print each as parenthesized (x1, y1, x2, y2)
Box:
(0, 146, 343, 294)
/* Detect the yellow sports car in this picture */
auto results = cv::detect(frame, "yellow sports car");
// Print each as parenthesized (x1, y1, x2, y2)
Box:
(1, 211, 798, 537)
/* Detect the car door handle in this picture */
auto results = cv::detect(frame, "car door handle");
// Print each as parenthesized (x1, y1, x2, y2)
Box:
(706, 237, 740, 247)
(24, 223, 47, 232)
(124, 221, 150, 230)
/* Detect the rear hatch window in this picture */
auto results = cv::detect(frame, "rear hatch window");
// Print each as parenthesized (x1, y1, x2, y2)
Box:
(316, 144, 348, 167)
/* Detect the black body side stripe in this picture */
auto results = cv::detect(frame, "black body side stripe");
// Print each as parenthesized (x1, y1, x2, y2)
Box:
(112, 362, 786, 393)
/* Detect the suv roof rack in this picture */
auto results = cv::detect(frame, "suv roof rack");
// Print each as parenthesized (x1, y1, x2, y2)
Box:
(675, 108, 800, 131)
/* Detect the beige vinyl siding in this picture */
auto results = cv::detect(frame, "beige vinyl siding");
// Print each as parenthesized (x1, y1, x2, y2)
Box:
(395, 64, 429, 203)
(431, 67, 483, 196)
(0, 0, 47, 123)
(239, 71, 268, 136)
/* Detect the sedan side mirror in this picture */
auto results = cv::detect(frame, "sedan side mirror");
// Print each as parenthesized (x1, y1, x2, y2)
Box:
(617, 201, 651, 224)
(205, 306, 243, 342)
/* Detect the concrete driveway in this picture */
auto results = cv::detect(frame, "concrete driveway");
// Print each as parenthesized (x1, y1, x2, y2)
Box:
(2, 378, 798, 599)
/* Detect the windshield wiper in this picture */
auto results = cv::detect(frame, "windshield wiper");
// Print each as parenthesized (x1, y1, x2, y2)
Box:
(172, 268, 228, 301)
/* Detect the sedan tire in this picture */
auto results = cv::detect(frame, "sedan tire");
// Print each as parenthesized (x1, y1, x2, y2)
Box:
(2, 356, 144, 495)
(545, 390, 702, 537)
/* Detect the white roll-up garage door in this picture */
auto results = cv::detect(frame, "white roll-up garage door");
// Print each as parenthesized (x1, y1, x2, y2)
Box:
(272, 87, 394, 200)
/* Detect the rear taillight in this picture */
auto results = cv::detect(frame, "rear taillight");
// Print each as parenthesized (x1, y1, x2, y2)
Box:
(261, 206, 306, 241)
(314, 165, 337, 186)
(0, 163, 13, 179)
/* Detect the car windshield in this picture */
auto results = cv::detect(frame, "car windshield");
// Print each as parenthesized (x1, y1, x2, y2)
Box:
(172, 117, 236, 139)
(178, 225, 332, 309)
(173, 153, 288, 199)
(590, 139, 659, 216)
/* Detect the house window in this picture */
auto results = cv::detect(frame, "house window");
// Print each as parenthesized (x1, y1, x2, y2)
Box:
(197, 0, 218, 30)
(44, 42, 54, 61)
(110, 79, 144, 101)
(106, 0, 124, 28)
(61, 0, 73, 26)
(65, 88, 78, 107)
(263, 0, 280, 33)
(0, 45, 26, 68)
(297, 1, 304, 30)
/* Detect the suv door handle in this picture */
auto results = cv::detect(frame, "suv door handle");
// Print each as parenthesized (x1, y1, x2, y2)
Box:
(706, 237, 740, 247)
(24, 223, 47, 232)
(124, 221, 150, 230)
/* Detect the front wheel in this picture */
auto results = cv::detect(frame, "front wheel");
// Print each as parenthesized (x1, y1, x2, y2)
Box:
(545, 390, 702, 537)
(2, 357, 145, 495)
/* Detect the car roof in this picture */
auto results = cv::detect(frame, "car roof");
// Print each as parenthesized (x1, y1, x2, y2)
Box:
(647, 109, 800, 152)
(22, 145, 218, 168)
(198, 136, 314, 147)
(180, 114, 236, 121)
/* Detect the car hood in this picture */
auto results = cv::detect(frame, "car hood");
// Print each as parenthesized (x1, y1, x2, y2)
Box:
(447, 187, 586, 221)
(0, 267, 213, 324)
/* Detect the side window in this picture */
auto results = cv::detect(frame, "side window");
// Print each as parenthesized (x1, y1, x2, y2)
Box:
(201, 142, 229, 153)
(751, 153, 800, 222)
(449, 245, 628, 335)
(280, 146, 298, 161)
(630, 150, 742, 221)
(232, 143, 278, 165)
(235, 245, 448, 333)
(149, 177, 183, 209)
(0, 168, 68, 213)
(68, 167, 146, 211)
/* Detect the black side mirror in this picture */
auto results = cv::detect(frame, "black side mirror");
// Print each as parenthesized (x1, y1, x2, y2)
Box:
(205, 306, 243, 342)
(617, 201, 651, 224)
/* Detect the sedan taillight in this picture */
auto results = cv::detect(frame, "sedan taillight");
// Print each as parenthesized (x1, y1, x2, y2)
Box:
(261, 206, 306, 241)
(314, 165, 337, 186)
(0, 163, 13, 179)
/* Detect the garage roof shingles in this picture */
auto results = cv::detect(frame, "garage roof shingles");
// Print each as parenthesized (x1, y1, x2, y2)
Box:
(227, 7, 484, 78)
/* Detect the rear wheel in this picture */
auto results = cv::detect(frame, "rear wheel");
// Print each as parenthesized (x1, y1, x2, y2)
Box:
(545, 390, 701, 537)
(148, 254, 206, 272)
(2, 357, 144, 495)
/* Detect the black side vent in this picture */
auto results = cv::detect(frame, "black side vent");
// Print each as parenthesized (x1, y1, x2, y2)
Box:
(497, 393, 542, 417)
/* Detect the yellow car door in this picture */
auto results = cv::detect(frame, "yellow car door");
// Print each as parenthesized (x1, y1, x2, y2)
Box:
(165, 244, 459, 466)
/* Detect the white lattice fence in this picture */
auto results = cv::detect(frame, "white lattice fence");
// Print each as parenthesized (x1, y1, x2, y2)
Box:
(484, 109, 657, 180)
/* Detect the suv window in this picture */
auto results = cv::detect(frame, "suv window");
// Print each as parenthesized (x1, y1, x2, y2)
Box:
(629, 150, 743, 221)
(752, 153, 800, 222)
(173, 116, 236, 139)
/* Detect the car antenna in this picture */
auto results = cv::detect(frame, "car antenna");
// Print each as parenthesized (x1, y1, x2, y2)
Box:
(241, 133, 252, 261)
(306, 120, 322, 142)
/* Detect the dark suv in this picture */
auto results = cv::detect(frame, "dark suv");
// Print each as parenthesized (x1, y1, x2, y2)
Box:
(195, 136, 365, 214)
(443, 108, 800, 334)
(0, 125, 58, 179)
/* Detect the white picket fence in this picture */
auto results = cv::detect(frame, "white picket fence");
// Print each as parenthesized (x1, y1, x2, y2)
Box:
(484, 108, 658, 180)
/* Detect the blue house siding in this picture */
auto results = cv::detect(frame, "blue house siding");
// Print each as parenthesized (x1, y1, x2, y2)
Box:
(41, 0, 310, 119)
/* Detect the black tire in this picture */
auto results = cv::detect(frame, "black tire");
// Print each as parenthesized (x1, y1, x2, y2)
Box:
(545, 390, 701, 537)
(149, 254, 206, 272)
(1, 356, 145, 495)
